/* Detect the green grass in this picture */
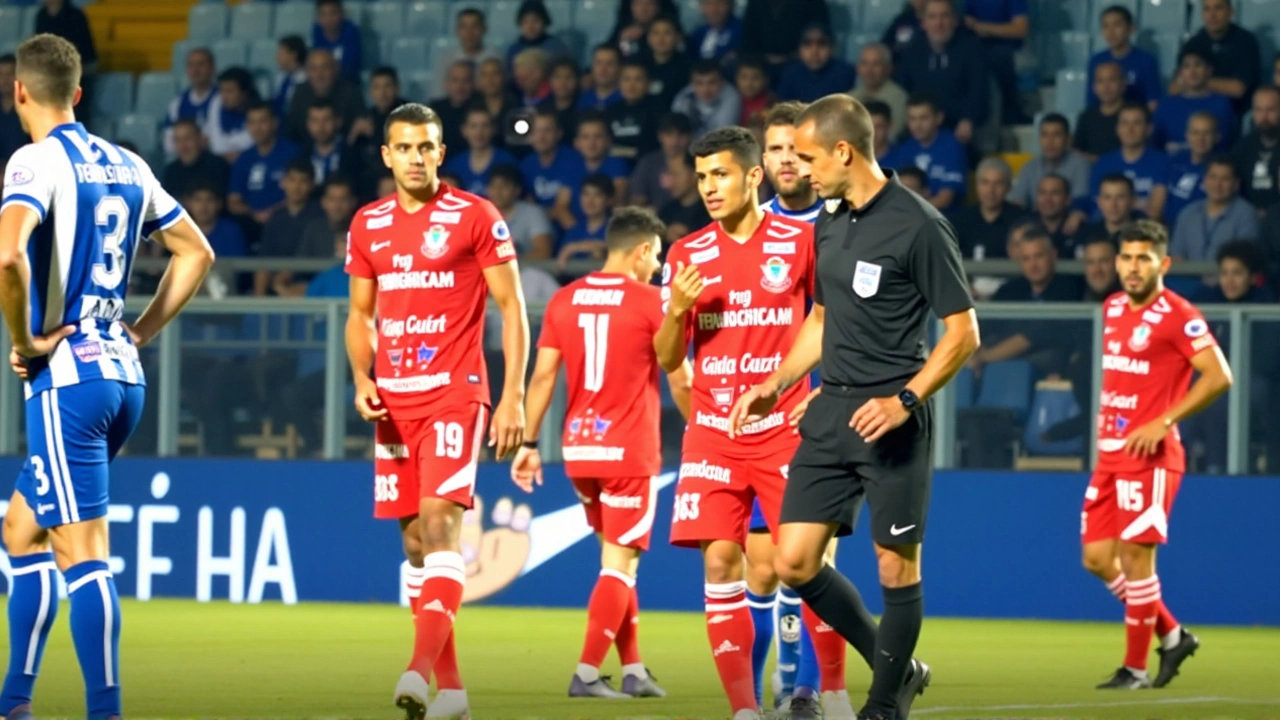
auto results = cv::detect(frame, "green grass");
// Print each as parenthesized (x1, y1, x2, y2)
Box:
(4, 599, 1279, 719)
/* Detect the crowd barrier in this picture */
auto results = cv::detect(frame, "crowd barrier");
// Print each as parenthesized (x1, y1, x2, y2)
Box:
(0, 460, 1274, 627)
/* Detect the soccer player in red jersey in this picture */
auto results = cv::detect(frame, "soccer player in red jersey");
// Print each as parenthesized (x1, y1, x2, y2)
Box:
(1085, 219, 1232, 689)
(511, 207, 693, 700)
(344, 103, 530, 719)
(655, 126, 816, 720)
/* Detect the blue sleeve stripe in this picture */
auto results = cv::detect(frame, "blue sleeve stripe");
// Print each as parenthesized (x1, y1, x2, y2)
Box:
(155, 205, 184, 231)
(1, 195, 47, 222)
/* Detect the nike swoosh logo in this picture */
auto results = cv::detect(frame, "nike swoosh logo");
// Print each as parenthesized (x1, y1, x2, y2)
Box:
(371, 241, 391, 252)
(889, 523, 916, 536)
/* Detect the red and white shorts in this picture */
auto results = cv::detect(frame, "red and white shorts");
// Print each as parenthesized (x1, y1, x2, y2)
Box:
(373, 403, 489, 519)
(669, 444, 792, 548)
(571, 476, 658, 551)
(1081, 467, 1182, 545)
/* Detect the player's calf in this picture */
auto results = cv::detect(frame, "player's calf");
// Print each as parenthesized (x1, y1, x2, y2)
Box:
(0, 495, 57, 719)
(64, 558, 122, 720)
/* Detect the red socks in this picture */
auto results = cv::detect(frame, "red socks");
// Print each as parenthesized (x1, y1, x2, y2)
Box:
(1107, 573, 1180, 640)
(802, 602, 848, 691)
(407, 552, 466, 679)
(615, 583, 642, 666)
(580, 569, 635, 669)
(1123, 575, 1161, 671)
(705, 581, 757, 713)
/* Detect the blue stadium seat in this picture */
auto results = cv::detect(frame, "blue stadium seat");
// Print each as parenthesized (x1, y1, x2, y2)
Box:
(544, 0, 573, 28)
(404, 69, 432, 101)
(171, 38, 199, 83)
(1054, 69, 1087, 119)
(1239, 0, 1280, 29)
(676, 0, 701, 31)
(1137, 31, 1185, 85)
(92, 117, 115, 142)
(862, 0, 899, 37)
(1022, 381, 1085, 456)
(406, 1, 449, 35)
(0, 8, 26, 44)
(1140, 0, 1188, 32)
(953, 366, 976, 410)
(827, 0, 857, 39)
(21, 6, 39, 36)
(489, 1, 522, 46)
(254, 71, 274, 103)
(1062, 32, 1092, 74)
(230, 3, 274, 40)
(1029, 0, 1090, 33)
(273, 2, 314, 39)
(974, 360, 1034, 422)
(115, 114, 159, 156)
(91, 72, 134, 119)
(211, 38, 248, 70)
(556, 27, 588, 66)
(365, 1, 407, 39)
(846, 33, 879, 61)
(574, 0, 616, 47)
(389, 37, 431, 71)
(247, 39, 279, 74)
(187, 3, 228, 40)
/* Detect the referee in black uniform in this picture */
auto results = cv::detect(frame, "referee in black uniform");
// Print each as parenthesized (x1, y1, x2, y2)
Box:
(729, 94, 980, 720)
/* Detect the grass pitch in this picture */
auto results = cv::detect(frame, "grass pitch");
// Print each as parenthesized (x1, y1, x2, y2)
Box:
(4, 599, 1279, 719)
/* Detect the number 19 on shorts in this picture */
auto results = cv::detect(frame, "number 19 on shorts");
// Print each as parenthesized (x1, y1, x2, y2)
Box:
(435, 421, 463, 459)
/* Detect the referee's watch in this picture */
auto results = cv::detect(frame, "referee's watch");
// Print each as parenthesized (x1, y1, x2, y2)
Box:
(898, 389, 921, 412)
(522, 440, 540, 450)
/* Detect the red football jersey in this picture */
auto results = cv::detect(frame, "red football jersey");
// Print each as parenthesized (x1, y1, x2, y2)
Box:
(662, 212, 815, 459)
(538, 272, 665, 478)
(345, 185, 516, 419)
(1097, 289, 1217, 473)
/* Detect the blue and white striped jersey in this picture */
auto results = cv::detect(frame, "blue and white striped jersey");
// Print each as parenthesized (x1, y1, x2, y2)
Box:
(760, 195, 822, 224)
(1, 122, 184, 395)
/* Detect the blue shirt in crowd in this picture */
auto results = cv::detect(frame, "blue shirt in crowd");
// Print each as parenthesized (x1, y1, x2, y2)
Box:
(1086, 47, 1163, 107)
(1089, 147, 1171, 208)
(882, 130, 968, 197)
(689, 17, 744, 62)
(964, 0, 1028, 49)
(306, 263, 350, 299)
(777, 58, 857, 103)
(560, 217, 609, 259)
(1163, 150, 1207, 223)
(229, 137, 300, 211)
(1152, 93, 1234, 153)
(444, 147, 521, 196)
(578, 88, 624, 111)
(522, 146, 584, 209)
(204, 217, 248, 258)
(312, 20, 363, 82)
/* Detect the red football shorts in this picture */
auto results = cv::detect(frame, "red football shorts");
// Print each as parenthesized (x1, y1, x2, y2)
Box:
(1081, 467, 1182, 545)
(571, 476, 657, 551)
(373, 402, 489, 519)
(669, 444, 793, 548)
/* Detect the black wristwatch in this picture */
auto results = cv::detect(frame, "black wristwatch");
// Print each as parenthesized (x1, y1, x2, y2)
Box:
(522, 440, 540, 449)
(898, 389, 921, 412)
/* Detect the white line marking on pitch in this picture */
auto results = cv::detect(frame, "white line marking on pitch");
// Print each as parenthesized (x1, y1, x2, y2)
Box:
(914, 696, 1280, 714)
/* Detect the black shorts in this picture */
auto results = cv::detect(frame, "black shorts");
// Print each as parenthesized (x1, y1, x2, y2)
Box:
(780, 384, 934, 545)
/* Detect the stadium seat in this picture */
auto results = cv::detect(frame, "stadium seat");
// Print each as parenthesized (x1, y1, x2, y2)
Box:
(254, 72, 274, 103)
(273, 2, 314, 40)
(187, 3, 228, 40)
(404, 69, 432, 101)
(211, 38, 248, 71)
(230, 3, 274, 41)
(676, 0, 700, 31)
(827, 0, 857, 39)
(389, 37, 431, 72)
(1054, 69, 1087, 119)
(365, 1, 406, 39)
(574, 0, 616, 48)
(1140, 0, 1188, 32)
(1138, 31, 1185, 85)
(489, 1, 522, 45)
(170, 38, 199, 82)
(21, 6, 38, 36)
(1022, 380, 1085, 456)
(861, 0, 899, 37)
(247, 39, 279, 74)
(544, 0, 573, 28)
(0, 8, 26, 45)
(1061, 32, 1091, 74)
(115, 114, 159, 156)
(134, 71, 175, 116)
(91, 117, 115, 141)
(406, 1, 449, 36)
(846, 33, 879, 60)
(1238, 0, 1280, 28)
(556, 27, 588, 66)
(91, 72, 134, 118)
(1029, 0, 1090, 33)
(974, 359, 1034, 422)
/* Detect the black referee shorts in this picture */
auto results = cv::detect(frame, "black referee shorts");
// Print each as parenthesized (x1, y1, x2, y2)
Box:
(780, 383, 934, 546)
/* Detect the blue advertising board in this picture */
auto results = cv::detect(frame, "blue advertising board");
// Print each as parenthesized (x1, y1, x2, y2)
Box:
(0, 460, 1275, 626)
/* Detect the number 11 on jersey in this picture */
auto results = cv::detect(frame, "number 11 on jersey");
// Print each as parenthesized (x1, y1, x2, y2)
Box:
(578, 313, 610, 392)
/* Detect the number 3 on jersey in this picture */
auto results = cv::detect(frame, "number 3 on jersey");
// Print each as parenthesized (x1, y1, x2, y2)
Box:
(578, 313, 609, 392)
(93, 195, 129, 290)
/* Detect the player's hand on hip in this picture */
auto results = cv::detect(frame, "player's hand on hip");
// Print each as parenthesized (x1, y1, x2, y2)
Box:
(9, 348, 29, 380)
(728, 380, 780, 439)
(353, 377, 388, 422)
(489, 395, 525, 461)
(851, 396, 910, 443)
(510, 446, 543, 493)
(119, 321, 150, 348)
(1123, 419, 1168, 458)
(788, 386, 822, 433)
(13, 325, 76, 360)
(668, 262, 705, 315)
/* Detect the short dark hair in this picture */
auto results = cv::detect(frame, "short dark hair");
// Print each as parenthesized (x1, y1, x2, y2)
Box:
(765, 101, 807, 129)
(285, 157, 316, 181)
(581, 172, 614, 197)
(309, 99, 338, 117)
(605, 206, 666, 254)
(906, 92, 941, 114)
(620, 58, 649, 76)
(384, 103, 445, 142)
(217, 67, 259, 101)
(516, 0, 551, 26)
(278, 36, 307, 65)
(1217, 239, 1266, 273)
(1019, 224, 1054, 249)
(0, 54, 15, 67)
(650, 14, 681, 33)
(1039, 172, 1072, 196)
(184, 182, 222, 200)
(1116, 218, 1170, 257)
(736, 55, 768, 77)
(658, 112, 692, 135)
(691, 59, 722, 77)
(532, 106, 561, 128)
(246, 100, 276, 119)
(1207, 153, 1237, 178)
(458, 8, 487, 25)
(690, 125, 761, 172)
(1100, 4, 1134, 24)
(592, 43, 621, 61)
(371, 66, 400, 84)
(1082, 234, 1118, 253)
(795, 94, 876, 161)
(171, 117, 202, 135)
(315, 0, 343, 10)
(1098, 172, 1135, 194)
(577, 110, 611, 136)
(1119, 101, 1151, 124)
(15, 34, 81, 106)
(464, 105, 493, 123)
(488, 163, 524, 188)
(863, 99, 892, 123)
(1188, 109, 1220, 131)
(898, 165, 928, 187)
(1178, 46, 1214, 68)
(549, 56, 579, 77)
(1040, 112, 1071, 134)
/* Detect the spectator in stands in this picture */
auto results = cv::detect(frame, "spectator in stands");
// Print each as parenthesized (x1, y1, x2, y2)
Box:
(851, 44, 908, 140)
(1077, 173, 1142, 246)
(962, 0, 1030, 124)
(559, 173, 614, 268)
(164, 118, 230, 203)
(506, 1, 571, 67)
(1164, 111, 1218, 223)
(1230, 85, 1280, 211)
(1081, 235, 1120, 301)
(305, 100, 365, 193)
(312, 0, 361, 83)
(865, 100, 895, 163)
(612, 0, 670, 58)
(579, 45, 624, 111)
(164, 48, 217, 155)
(1154, 48, 1235, 153)
(776, 24, 856, 104)
(430, 61, 477, 154)
(228, 102, 300, 227)
(993, 228, 1086, 301)
(952, 157, 1030, 259)
(688, 0, 743, 64)
(522, 109, 581, 227)
(444, 107, 520, 196)
(895, 0, 988, 145)
(0, 55, 29, 169)
(270, 176, 359, 296)
(475, 57, 519, 149)
(1089, 102, 1169, 219)
(349, 67, 409, 167)
(658, 153, 712, 242)
(1032, 174, 1077, 257)
(629, 112, 692, 208)
(287, 48, 365, 145)
(574, 111, 631, 203)
(513, 48, 553, 106)
(1087, 5, 1161, 109)
(1171, 156, 1260, 260)
(672, 60, 743, 139)
(541, 57, 581, 140)
(608, 61, 664, 163)
(1074, 62, 1125, 161)
(37, 0, 96, 119)
(1009, 113, 1092, 207)
(487, 164, 555, 259)
(205, 68, 258, 163)
(735, 56, 774, 127)
(256, 159, 325, 296)
(883, 0, 926, 59)
(433, 9, 502, 98)
(1273, 52, 1280, 88)
(274, 36, 308, 121)
(742, 0, 830, 70)
(897, 165, 928, 194)
(881, 93, 966, 211)
(1202, 240, 1276, 302)
(646, 15, 692, 110)
(1180, 0, 1261, 116)
(184, 183, 247, 259)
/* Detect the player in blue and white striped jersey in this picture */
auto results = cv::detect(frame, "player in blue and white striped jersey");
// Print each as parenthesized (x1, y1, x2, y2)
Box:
(0, 35, 214, 720)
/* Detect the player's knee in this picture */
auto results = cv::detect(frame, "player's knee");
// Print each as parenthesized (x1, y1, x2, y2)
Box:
(702, 543, 744, 584)
(402, 533, 425, 566)
(773, 544, 819, 588)
(1081, 547, 1111, 576)
(417, 511, 461, 553)
(875, 545, 920, 588)
(746, 556, 779, 595)
(1117, 541, 1156, 576)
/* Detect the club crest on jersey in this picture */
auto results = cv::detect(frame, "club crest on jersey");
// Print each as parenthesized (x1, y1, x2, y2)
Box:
(6, 165, 33, 186)
(710, 386, 735, 408)
(852, 260, 881, 298)
(1128, 323, 1152, 352)
(387, 348, 404, 367)
(760, 257, 793, 293)
(416, 343, 438, 367)
(421, 225, 450, 259)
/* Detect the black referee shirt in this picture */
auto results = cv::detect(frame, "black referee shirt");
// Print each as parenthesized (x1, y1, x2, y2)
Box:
(814, 171, 973, 390)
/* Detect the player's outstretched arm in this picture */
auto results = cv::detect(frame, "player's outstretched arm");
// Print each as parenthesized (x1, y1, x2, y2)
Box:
(512, 347, 561, 492)
(345, 275, 386, 422)
(666, 358, 694, 422)
(1124, 345, 1233, 457)
(484, 261, 530, 460)
(728, 302, 825, 438)
(131, 217, 216, 346)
